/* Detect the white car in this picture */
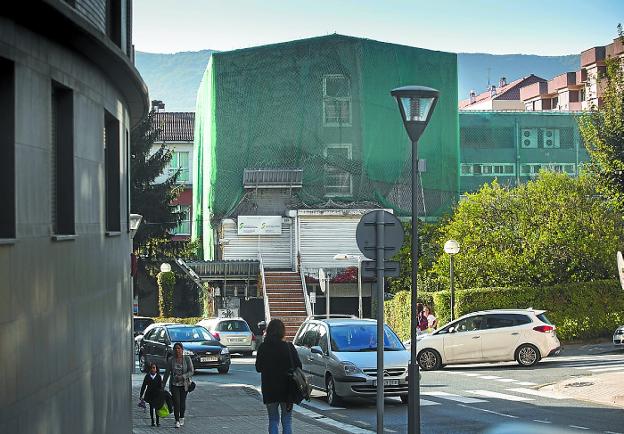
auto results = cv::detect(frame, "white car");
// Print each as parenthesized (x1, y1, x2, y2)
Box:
(416, 309, 560, 370)
(613, 325, 624, 346)
(197, 317, 256, 356)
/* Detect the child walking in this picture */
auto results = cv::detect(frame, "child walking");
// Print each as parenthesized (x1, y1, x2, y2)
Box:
(140, 362, 163, 427)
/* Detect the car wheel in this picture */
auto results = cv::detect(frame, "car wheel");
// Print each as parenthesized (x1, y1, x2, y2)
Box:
(400, 394, 408, 404)
(417, 349, 442, 371)
(139, 352, 147, 373)
(326, 375, 342, 407)
(515, 344, 540, 367)
(218, 365, 230, 374)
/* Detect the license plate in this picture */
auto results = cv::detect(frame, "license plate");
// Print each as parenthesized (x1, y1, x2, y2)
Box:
(200, 356, 218, 362)
(230, 338, 245, 343)
(373, 379, 399, 386)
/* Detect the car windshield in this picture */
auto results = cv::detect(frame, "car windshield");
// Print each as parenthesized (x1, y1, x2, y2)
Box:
(168, 326, 215, 342)
(329, 324, 404, 352)
(216, 320, 250, 332)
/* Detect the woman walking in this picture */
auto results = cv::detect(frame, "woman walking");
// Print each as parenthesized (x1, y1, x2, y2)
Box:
(140, 362, 162, 427)
(163, 342, 194, 428)
(255, 319, 302, 434)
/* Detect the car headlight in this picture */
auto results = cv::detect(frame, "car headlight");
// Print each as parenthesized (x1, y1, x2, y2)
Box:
(341, 362, 362, 376)
(183, 350, 194, 356)
(220, 347, 229, 355)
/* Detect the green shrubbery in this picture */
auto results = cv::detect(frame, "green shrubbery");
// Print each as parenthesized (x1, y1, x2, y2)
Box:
(385, 280, 624, 342)
(157, 271, 176, 317)
(151, 316, 204, 325)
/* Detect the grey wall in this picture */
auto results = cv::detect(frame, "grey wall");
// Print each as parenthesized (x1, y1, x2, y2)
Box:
(0, 17, 134, 434)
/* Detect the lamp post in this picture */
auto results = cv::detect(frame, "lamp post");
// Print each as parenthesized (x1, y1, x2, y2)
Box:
(129, 214, 142, 373)
(333, 253, 363, 318)
(391, 85, 438, 434)
(444, 240, 460, 321)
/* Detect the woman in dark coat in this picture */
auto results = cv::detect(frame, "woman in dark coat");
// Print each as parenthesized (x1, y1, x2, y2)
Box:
(255, 319, 302, 434)
(140, 362, 163, 426)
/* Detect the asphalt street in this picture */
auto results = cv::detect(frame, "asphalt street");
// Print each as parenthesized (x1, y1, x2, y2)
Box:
(137, 345, 624, 434)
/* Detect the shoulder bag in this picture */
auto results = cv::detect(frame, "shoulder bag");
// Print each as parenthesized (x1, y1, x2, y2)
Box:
(287, 342, 311, 404)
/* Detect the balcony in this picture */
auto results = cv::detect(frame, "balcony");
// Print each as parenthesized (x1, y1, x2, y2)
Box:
(581, 46, 606, 67)
(547, 72, 577, 94)
(243, 168, 303, 189)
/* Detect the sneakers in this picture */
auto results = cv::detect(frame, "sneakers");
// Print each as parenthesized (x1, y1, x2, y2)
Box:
(175, 421, 181, 428)
(180, 418, 185, 426)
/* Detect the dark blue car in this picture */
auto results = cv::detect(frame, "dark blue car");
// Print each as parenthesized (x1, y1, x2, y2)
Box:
(139, 324, 231, 374)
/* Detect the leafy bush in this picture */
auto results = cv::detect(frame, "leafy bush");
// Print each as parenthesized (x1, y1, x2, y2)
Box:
(151, 316, 204, 325)
(385, 280, 624, 342)
(157, 271, 176, 317)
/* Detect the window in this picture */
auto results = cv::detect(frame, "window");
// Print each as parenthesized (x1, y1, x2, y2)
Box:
(216, 320, 250, 332)
(294, 323, 312, 346)
(484, 314, 516, 329)
(319, 326, 329, 353)
(105, 111, 121, 232)
(106, 0, 122, 47)
(324, 144, 352, 196)
(461, 163, 515, 177)
(51, 82, 75, 236)
(460, 164, 473, 176)
(0, 58, 15, 239)
(302, 324, 320, 348)
(454, 315, 484, 332)
(323, 75, 351, 126)
(171, 205, 191, 235)
(168, 151, 190, 183)
(520, 163, 575, 177)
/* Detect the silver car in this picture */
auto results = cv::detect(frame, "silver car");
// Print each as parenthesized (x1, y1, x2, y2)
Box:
(293, 317, 409, 406)
(197, 317, 256, 356)
(614, 325, 624, 346)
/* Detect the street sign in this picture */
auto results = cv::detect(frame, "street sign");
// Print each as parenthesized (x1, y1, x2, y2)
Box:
(361, 260, 400, 278)
(319, 268, 326, 293)
(356, 210, 405, 260)
(309, 292, 316, 304)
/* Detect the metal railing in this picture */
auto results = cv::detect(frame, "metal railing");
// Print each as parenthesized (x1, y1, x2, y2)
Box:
(258, 253, 270, 322)
(298, 252, 312, 317)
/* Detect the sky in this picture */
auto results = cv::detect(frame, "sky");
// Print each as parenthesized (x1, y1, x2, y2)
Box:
(133, 0, 623, 56)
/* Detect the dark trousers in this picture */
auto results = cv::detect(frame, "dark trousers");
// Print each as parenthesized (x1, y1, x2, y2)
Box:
(171, 385, 188, 421)
(149, 403, 160, 425)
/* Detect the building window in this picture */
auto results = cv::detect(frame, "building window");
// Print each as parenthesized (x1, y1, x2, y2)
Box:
(520, 163, 575, 177)
(324, 144, 352, 196)
(0, 58, 15, 239)
(461, 163, 515, 176)
(105, 111, 121, 232)
(168, 151, 190, 183)
(51, 82, 75, 235)
(106, 0, 122, 47)
(171, 205, 191, 235)
(323, 75, 351, 126)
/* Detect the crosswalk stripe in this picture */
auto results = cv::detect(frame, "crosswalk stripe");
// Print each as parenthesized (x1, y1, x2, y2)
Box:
(420, 399, 440, 406)
(495, 378, 518, 383)
(467, 390, 534, 402)
(421, 391, 487, 404)
(506, 387, 567, 400)
(462, 373, 481, 377)
(589, 365, 624, 373)
(515, 381, 537, 386)
(479, 375, 502, 380)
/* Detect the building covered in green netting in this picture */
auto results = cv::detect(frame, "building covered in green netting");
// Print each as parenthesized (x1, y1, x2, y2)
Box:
(192, 34, 458, 269)
(459, 111, 588, 195)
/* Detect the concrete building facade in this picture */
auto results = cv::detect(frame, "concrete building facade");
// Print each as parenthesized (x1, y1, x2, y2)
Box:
(0, 2, 148, 433)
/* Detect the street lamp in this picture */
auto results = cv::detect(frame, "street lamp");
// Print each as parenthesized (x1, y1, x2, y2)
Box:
(444, 240, 460, 321)
(333, 253, 363, 318)
(130, 213, 143, 239)
(391, 85, 439, 434)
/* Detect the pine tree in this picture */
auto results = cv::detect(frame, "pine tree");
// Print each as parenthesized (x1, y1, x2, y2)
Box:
(131, 111, 182, 253)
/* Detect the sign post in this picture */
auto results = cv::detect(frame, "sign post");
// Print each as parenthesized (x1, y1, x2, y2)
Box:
(319, 268, 330, 318)
(355, 210, 404, 433)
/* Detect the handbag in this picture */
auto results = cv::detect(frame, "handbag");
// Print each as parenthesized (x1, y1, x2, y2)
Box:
(156, 402, 170, 418)
(188, 381, 196, 393)
(287, 342, 311, 404)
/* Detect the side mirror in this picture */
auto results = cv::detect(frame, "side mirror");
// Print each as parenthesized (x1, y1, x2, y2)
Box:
(448, 326, 456, 334)
(310, 346, 324, 355)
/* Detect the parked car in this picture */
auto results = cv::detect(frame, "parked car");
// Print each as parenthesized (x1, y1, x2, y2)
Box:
(197, 317, 256, 356)
(133, 316, 155, 337)
(416, 309, 560, 371)
(613, 325, 624, 346)
(293, 317, 409, 406)
(135, 322, 174, 355)
(138, 324, 231, 374)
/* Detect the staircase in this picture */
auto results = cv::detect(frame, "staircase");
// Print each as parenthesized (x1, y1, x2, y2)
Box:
(264, 271, 308, 341)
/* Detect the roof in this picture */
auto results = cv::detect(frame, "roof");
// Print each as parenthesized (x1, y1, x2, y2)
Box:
(459, 75, 545, 109)
(151, 112, 195, 142)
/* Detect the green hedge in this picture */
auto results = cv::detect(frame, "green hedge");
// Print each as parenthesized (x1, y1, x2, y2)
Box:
(151, 316, 204, 325)
(385, 280, 624, 342)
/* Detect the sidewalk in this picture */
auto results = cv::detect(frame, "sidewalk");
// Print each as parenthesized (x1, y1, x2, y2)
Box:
(131, 374, 355, 433)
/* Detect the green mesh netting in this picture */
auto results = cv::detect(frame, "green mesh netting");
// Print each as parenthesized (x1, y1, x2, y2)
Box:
(459, 111, 589, 195)
(193, 35, 459, 260)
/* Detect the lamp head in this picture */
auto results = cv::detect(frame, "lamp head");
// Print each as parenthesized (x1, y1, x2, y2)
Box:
(390, 86, 439, 143)
(444, 239, 460, 255)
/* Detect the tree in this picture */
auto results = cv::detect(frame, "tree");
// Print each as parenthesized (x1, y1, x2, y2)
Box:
(579, 25, 624, 210)
(131, 111, 182, 253)
(431, 172, 624, 289)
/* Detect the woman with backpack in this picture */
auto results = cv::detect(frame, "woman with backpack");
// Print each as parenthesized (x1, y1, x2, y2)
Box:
(255, 319, 302, 434)
(163, 342, 194, 429)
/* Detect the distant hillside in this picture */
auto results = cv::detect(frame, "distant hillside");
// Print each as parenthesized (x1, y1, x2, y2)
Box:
(457, 53, 579, 101)
(135, 50, 580, 112)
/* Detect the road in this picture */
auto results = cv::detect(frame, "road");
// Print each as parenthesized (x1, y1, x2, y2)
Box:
(140, 346, 624, 434)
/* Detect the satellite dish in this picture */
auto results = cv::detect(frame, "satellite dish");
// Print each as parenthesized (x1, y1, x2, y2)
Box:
(319, 268, 326, 293)
(617, 251, 624, 291)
